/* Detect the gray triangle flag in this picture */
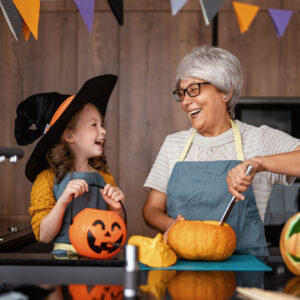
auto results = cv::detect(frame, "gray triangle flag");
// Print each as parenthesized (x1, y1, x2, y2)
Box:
(200, 0, 225, 25)
(0, 0, 23, 41)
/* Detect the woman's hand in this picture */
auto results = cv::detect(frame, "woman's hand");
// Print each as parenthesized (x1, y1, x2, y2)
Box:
(163, 214, 185, 242)
(57, 179, 89, 206)
(100, 184, 125, 210)
(226, 157, 263, 201)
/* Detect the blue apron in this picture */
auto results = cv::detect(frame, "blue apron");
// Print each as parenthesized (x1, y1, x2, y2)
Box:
(52, 171, 108, 257)
(166, 120, 269, 256)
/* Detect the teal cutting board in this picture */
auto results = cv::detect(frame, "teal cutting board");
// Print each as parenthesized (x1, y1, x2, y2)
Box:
(139, 255, 272, 271)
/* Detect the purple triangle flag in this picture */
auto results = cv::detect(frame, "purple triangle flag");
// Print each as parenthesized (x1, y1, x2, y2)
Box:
(170, 0, 188, 16)
(268, 8, 293, 38)
(74, 0, 95, 33)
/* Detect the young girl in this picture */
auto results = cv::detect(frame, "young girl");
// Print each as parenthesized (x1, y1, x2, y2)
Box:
(15, 75, 124, 257)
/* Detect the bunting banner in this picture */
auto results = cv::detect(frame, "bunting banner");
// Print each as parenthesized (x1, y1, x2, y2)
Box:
(170, 0, 188, 16)
(107, 0, 123, 25)
(12, 0, 40, 40)
(200, 0, 225, 26)
(74, 0, 95, 33)
(268, 8, 293, 38)
(0, 0, 23, 41)
(232, 1, 259, 34)
(0, 0, 298, 41)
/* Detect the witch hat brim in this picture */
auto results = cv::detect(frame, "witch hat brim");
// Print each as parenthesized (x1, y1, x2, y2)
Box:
(25, 74, 117, 182)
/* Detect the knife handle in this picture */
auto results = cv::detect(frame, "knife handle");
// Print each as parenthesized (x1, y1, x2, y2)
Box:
(245, 164, 253, 176)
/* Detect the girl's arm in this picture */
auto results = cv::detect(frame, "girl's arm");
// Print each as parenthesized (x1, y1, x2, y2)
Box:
(39, 179, 88, 243)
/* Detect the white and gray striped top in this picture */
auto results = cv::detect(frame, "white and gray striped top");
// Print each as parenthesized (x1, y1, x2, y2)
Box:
(143, 120, 300, 221)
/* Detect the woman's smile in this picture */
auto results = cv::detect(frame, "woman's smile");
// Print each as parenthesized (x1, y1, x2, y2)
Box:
(188, 108, 202, 119)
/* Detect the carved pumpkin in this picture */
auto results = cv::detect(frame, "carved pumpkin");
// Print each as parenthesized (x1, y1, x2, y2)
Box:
(168, 220, 236, 261)
(168, 271, 236, 300)
(284, 277, 300, 297)
(69, 208, 126, 259)
(68, 284, 123, 300)
(128, 233, 177, 267)
(280, 213, 300, 275)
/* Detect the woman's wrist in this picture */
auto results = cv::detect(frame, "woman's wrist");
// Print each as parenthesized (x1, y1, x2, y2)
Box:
(252, 156, 264, 173)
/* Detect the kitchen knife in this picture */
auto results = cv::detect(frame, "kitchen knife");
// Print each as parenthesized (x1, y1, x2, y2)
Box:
(219, 164, 253, 226)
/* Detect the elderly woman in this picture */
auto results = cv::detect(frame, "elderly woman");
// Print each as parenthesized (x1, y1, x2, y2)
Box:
(143, 45, 300, 256)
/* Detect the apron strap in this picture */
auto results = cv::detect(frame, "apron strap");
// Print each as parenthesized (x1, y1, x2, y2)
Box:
(179, 130, 197, 162)
(230, 119, 245, 161)
(178, 120, 245, 162)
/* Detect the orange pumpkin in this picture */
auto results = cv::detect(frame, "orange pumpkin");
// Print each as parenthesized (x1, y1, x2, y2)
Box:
(280, 212, 300, 275)
(284, 277, 300, 297)
(167, 271, 236, 300)
(69, 208, 126, 259)
(68, 284, 123, 300)
(168, 220, 236, 260)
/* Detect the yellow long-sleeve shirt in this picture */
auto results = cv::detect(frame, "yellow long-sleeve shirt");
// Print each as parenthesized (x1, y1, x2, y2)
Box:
(29, 168, 116, 241)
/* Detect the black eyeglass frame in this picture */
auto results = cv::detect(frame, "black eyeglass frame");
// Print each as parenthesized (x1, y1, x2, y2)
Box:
(172, 82, 211, 102)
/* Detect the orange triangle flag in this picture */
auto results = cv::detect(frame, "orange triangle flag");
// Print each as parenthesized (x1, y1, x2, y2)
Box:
(233, 1, 259, 34)
(13, 0, 40, 40)
(22, 23, 31, 42)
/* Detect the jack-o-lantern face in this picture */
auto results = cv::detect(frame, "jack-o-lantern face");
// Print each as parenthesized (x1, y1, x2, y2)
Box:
(280, 212, 300, 275)
(69, 208, 126, 259)
(68, 284, 123, 300)
(87, 219, 124, 254)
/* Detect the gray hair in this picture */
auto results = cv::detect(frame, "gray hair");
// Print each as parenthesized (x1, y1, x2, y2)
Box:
(176, 45, 243, 119)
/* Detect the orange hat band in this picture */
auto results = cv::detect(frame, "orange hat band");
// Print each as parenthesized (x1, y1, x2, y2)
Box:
(43, 95, 75, 134)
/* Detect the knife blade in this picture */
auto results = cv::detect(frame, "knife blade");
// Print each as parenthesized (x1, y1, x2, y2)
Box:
(219, 164, 253, 226)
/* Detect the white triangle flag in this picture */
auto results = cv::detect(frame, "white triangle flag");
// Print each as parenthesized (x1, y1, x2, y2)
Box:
(170, 0, 188, 16)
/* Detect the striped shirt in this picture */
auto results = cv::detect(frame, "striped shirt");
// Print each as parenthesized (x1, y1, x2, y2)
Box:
(144, 120, 300, 221)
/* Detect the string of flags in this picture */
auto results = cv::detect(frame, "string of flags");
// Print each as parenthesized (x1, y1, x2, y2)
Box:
(0, 0, 123, 41)
(171, 0, 295, 38)
(0, 0, 295, 41)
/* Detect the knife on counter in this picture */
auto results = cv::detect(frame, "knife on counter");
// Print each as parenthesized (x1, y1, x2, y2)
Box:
(219, 164, 253, 226)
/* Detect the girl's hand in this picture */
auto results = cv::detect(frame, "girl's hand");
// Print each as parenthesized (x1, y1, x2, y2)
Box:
(57, 179, 89, 206)
(226, 157, 263, 201)
(100, 184, 125, 210)
(163, 214, 185, 242)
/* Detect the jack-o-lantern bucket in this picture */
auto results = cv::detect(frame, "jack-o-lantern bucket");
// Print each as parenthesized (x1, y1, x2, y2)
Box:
(280, 212, 300, 275)
(69, 208, 126, 259)
(69, 284, 123, 300)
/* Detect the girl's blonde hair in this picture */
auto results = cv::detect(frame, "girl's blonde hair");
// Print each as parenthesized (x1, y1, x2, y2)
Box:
(46, 104, 108, 182)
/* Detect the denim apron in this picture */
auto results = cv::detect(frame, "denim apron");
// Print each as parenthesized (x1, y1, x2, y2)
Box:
(166, 120, 268, 256)
(52, 171, 108, 257)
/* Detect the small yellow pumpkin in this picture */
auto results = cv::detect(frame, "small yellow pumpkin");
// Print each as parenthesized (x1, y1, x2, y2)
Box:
(140, 270, 176, 299)
(280, 213, 300, 275)
(168, 220, 236, 261)
(128, 233, 177, 267)
(168, 271, 236, 300)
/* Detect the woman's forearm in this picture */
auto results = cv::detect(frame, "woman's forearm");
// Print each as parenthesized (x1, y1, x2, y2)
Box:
(39, 201, 67, 243)
(143, 206, 175, 233)
(259, 150, 300, 177)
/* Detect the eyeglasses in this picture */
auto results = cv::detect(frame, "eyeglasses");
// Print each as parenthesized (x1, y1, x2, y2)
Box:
(172, 82, 211, 102)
